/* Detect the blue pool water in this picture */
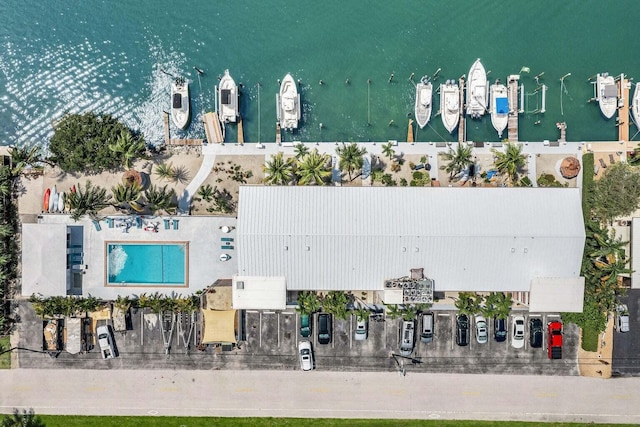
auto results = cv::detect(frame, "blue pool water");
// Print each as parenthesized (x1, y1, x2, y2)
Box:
(107, 243, 187, 286)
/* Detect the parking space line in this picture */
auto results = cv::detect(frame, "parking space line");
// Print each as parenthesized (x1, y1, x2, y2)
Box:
(277, 312, 281, 347)
(246, 310, 259, 313)
(259, 311, 262, 348)
(437, 313, 450, 317)
(282, 312, 294, 315)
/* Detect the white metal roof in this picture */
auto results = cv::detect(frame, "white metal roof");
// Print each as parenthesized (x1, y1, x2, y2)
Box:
(22, 224, 68, 297)
(529, 277, 585, 312)
(237, 187, 585, 292)
(232, 275, 287, 310)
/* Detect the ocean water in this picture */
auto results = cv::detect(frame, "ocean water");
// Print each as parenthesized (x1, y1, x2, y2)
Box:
(1, 0, 639, 149)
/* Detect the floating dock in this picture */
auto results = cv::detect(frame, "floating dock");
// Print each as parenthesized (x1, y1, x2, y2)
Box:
(507, 75, 520, 143)
(237, 117, 244, 145)
(458, 77, 466, 143)
(407, 119, 414, 144)
(618, 74, 630, 142)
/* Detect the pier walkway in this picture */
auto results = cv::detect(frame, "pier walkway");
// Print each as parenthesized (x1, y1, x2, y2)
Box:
(507, 75, 520, 143)
(163, 112, 203, 146)
(618, 75, 630, 143)
(458, 77, 465, 143)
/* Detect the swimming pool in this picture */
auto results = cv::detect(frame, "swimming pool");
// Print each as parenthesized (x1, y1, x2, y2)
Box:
(105, 242, 188, 287)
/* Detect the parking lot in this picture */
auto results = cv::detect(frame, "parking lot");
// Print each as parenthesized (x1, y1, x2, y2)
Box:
(14, 301, 578, 375)
(613, 289, 640, 376)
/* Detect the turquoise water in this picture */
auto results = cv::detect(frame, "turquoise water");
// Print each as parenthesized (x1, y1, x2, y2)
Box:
(107, 243, 186, 286)
(1, 0, 639, 148)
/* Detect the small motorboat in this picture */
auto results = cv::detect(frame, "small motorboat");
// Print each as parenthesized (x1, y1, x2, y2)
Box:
(595, 73, 617, 119)
(171, 77, 190, 129)
(217, 69, 239, 124)
(276, 73, 301, 131)
(414, 76, 432, 129)
(490, 81, 509, 138)
(440, 79, 460, 134)
(466, 59, 488, 119)
(632, 83, 640, 129)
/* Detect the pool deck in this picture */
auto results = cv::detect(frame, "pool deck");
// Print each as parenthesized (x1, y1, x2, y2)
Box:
(35, 214, 237, 300)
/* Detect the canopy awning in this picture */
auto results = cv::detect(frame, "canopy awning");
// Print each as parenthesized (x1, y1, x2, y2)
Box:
(529, 277, 585, 312)
(201, 309, 237, 344)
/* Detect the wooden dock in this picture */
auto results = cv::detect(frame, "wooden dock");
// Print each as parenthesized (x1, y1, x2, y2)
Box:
(407, 119, 414, 144)
(507, 75, 520, 143)
(618, 75, 630, 142)
(163, 112, 203, 146)
(276, 122, 281, 144)
(203, 112, 224, 144)
(237, 118, 244, 145)
(458, 77, 466, 143)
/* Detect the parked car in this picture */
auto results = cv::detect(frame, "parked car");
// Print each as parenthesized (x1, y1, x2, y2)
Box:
(456, 314, 469, 346)
(399, 320, 415, 356)
(529, 318, 543, 348)
(355, 317, 368, 341)
(96, 325, 117, 359)
(616, 304, 630, 333)
(475, 315, 488, 344)
(420, 312, 434, 343)
(300, 313, 311, 338)
(317, 313, 332, 344)
(298, 340, 314, 371)
(511, 315, 525, 349)
(494, 317, 507, 342)
(547, 321, 563, 359)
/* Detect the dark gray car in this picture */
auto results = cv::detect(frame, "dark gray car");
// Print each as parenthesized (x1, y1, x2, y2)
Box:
(317, 313, 332, 344)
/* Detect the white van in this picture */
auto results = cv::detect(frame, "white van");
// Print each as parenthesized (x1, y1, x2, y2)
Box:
(421, 313, 434, 343)
(399, 320, 415, 356)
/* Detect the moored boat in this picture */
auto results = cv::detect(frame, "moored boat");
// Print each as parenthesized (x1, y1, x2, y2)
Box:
(217, 69, 239, 124)
(632, 83, 640, 129)
(466, 59, 488, 119)
(440, 79, 460, 134)
(595, 73, 617, 119)
(276, 73, 301, 130)
(414, 76, 432, 129)
(171, 77, 191, 129)
(490, 81, 509, 138)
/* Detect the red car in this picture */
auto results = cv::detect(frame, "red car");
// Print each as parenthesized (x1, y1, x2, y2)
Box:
(547, 321, 563, 359)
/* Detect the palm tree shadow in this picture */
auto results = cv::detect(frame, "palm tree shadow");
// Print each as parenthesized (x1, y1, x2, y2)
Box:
(173, 165, 190, 184)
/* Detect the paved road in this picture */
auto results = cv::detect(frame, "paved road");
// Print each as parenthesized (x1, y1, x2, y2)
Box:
(613, 289, 640, 375)
(1, 369, 639, 423)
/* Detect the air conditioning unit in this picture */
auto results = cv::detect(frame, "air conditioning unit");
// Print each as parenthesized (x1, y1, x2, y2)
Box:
(236, 281, 245, 290)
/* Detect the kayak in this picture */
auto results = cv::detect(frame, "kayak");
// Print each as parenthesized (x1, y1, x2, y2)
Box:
(43, 188, 51, 212)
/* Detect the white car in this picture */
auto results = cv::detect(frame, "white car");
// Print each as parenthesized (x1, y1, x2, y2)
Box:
(299, 340, 314, 371)
(511, 316, 525, 349)
(475, 315, 488, 344)
(355, 318, 368, 341)
(616, 304, 630, 333)
(96, 325, 117, 359)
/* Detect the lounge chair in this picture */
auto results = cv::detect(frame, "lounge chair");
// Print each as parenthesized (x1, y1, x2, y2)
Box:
(164, 219, 171, 230)
(92, 220, 102, 231)
(609, 154, 616, 164)
(136, 217, 143, 229)
(106, 218, 114, 228)
(221, 237, 233, 242)
(173, 219, 179, 230)
(599, 158, 607, 169)
(221, 245, 234, 250)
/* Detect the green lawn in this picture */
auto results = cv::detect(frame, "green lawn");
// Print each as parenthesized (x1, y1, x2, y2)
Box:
(32, 416, 636, 427)
(0, 336, 11, 369)
(581, 326, 599, 352)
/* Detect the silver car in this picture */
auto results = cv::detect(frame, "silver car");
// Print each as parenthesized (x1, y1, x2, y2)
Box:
(399, 320, 415, 356)
(512, 315, 525, 349)
(475, 315, 488, 344)
(299, 340, 314, 371)
(355, 318, 368, 341)
(616, 304, 630, 333)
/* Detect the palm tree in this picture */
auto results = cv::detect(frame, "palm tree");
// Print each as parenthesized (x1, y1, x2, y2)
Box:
(386, 304, 402, 320)
(154, 162, 177, 181)
(197, 184, 214, 202)
(454, 292, 483, 315)
(108, 131, 146, 169)
(492, 143, 527, 185)
(297, 148, 331, 185)
(67, 181, 112, 221)
(381, 142, 395, 160)
(321, 291, 350, 320)
(590, 229, 628, 261)
(1, 408, 45, 427)
(294, 143, 310, 160)
(336, 142, 367, 181)
(263, 152, 295, 185)
(353, 306, 369, 322)
(111, 182, 143, 213)
(483, 292, 512, 319)
(296, 291, 321, 315)
(440, 144, 473, 179)
(8, 145, 47, 176)
(145, 184, 176, 215)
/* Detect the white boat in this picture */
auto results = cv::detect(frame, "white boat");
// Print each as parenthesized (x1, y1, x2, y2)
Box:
(276, 73, 301, 130)
(466, 59, 488, 119)
(595, 73, 617, 119)
(440, 79, 460, 134)
(217, 69, 238, 124)
(490, 81, 509, 138)
(171, 77, 190, 129)
(632, 83, 640, 129)
(414, 76, 432, 129)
